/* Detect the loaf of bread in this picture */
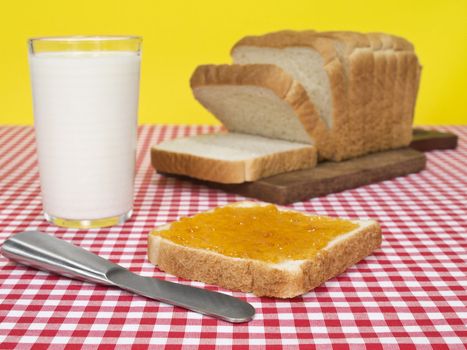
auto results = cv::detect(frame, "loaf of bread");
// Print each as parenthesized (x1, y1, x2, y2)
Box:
(148, 202, 382, 298)
(151, 30, 421, 182)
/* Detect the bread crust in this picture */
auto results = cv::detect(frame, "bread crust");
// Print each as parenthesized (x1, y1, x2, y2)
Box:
(190, 64, 336, 159)
(372, 33, 419, 149)
(366, 33, 390, 152)
(387, 34, 420, 147)
(366, 33, 412, 152)
(316, 31, 375, 158)
(148, 205, 382, 298)
(244, 145, 317, 181)
(151, 148, 246, 183)
(151, 139, 317, 184)
(383, 46, 399, 149)
(399, 52, 420, 146)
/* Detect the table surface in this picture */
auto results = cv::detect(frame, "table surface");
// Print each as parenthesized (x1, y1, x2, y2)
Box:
(0, 125, 466, 349)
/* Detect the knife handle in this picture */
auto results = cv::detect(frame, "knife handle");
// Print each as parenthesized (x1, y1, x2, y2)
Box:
(1, 231, 118, 286)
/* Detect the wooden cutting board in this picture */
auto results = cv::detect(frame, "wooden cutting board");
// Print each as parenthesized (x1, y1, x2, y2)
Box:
(410, 128, 458, 151)
(163, 148, 426, 204)
(157, 129, 456, 204)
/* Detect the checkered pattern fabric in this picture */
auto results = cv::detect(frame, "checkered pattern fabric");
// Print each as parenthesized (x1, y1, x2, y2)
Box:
(0, 125, 466, 349)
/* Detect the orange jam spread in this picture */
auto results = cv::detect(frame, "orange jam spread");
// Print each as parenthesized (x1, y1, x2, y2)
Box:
(152, 204, 358, 263)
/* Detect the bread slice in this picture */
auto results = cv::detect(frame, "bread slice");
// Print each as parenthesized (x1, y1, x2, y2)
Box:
(369, 33, 420, 149)
(410, 62, 422, 139)
(231, 31, 340, 131)
(190, 64, 334, 159)
(365, 33, 391, 153)
(369, 33, 400, 151)
(148, 201, 382, 298)
(230, 31, 349, 161)
(390, 37, 411, 149)
(391, 35, 420, 147)
(314, 31, 375, 158)
(151, 132, 317, 184)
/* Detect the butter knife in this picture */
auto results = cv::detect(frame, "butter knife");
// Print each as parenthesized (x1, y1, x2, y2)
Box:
(1, 231, 255, 323)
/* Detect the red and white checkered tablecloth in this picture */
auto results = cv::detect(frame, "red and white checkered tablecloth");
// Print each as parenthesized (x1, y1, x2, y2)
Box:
(0, 125, 466, 349)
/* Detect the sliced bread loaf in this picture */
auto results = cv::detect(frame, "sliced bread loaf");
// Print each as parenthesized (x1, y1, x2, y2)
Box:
(231, 30, 421, 156)
(148, 201, 382, 298)
(151, 132, 317, 184)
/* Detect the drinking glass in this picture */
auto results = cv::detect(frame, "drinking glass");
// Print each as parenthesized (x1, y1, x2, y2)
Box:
(29, 36, 142, 228)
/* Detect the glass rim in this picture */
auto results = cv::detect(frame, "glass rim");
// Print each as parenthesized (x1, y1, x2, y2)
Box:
(28, 35, 142, 43)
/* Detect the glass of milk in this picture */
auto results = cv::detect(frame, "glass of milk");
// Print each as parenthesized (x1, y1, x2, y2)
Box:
(28, 36, 142, 228)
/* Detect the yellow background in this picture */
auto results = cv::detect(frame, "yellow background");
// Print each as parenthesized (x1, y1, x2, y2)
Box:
(1, 0, 466, 125)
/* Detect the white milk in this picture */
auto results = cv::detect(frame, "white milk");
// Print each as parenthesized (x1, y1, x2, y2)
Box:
(30, 52, 141, 220)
